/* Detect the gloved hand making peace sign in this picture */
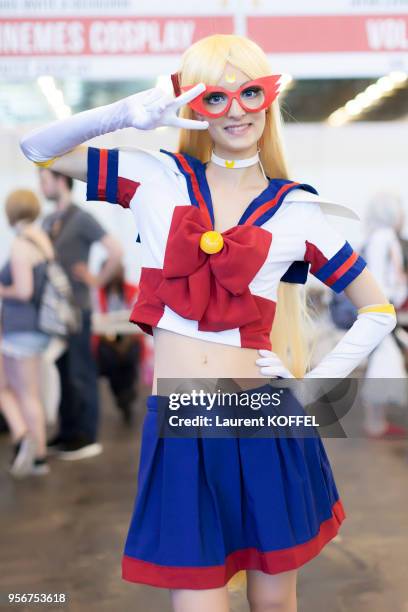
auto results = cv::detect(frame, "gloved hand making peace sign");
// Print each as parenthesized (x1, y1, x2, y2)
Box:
(20, 83, 209, 166)
(122, 84, 209, 131)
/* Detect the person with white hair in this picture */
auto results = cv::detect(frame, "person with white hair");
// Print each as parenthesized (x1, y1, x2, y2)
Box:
(361, 191, 408, 438)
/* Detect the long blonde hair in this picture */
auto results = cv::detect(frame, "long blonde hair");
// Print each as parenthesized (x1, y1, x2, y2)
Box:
(176, 34, 313, 378)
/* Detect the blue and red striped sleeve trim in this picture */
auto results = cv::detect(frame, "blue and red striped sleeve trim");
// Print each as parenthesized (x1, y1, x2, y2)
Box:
(306, 241, 367, 293)
(87, 147, 119, 203)
(86, 147, 141, 209)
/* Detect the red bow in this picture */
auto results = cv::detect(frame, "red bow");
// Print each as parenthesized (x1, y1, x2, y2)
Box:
(155, 206, 272, 331)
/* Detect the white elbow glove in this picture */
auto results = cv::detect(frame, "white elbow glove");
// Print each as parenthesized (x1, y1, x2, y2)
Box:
(256, 304, 397, 403)
(20, 84, 208, 165)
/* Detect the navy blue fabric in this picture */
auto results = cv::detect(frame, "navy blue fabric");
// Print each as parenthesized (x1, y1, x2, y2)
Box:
(240, 180, 318, 227)
(56, 310, 100, 443)
(0, 261, 48, 334)
(86, 147, 100, 202)
(313, 242, 354, 284)
(86, 147, 119, 204)
(331, 255, 367, 293)
(311, 241, 367, 293)
(124, 386, 341, 569)
(105, 149, 119, 204)
(281, 261, 310, 284)
(160, 149, 201, 210)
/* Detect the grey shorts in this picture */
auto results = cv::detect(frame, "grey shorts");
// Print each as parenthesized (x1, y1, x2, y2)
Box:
(1, 331, 50, 358)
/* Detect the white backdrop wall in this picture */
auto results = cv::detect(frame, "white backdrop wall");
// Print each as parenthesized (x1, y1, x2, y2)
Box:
(1, 121, 407, 282)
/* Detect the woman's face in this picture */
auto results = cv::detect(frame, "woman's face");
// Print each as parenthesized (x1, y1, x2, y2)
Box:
(193, 64, 266, 158)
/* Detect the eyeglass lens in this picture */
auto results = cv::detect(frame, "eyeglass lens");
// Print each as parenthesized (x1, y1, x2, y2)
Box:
(202, 85, 266, 115)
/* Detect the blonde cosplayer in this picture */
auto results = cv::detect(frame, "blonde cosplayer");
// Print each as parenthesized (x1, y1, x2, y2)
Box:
(19, 32, 396, 607)
(177, 35, 312, 380)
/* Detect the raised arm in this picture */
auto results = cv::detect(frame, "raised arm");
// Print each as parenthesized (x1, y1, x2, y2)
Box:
(19, 85, 209, 182)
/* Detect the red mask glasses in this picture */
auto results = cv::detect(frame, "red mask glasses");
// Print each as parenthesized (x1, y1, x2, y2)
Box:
(171, 74, 281, 118)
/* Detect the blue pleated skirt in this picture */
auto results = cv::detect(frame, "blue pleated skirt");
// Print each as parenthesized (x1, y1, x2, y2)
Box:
(122, 385, 345, 589)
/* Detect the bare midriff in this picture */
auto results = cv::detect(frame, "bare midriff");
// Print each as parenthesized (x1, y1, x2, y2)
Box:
(151, 327, 267, 394)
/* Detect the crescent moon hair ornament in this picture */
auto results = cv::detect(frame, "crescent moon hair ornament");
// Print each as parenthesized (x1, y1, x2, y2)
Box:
(225, 72, 237, 83)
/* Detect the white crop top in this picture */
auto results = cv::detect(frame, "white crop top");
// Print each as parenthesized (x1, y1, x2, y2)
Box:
(86, 146, 366, 350)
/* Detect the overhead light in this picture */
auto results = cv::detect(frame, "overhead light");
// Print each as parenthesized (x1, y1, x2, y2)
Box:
(377, 76, 394, 92)
(327, 70, 407, 126)
(355, 93, 371, 108)
(345, 100, 362, 115)
(37, 75, 72, 119)
(389, 71, 408, 85)
(365, 84, 382, 100)
(327, 108, 348, 127)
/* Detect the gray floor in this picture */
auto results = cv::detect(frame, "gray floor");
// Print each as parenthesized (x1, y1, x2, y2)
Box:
(1, 381, 407, 612)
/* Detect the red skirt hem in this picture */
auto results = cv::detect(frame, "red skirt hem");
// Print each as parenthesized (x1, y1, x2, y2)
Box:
(121, 499, 346, 590)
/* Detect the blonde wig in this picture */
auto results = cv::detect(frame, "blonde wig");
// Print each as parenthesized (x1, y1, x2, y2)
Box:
(176, 34, 313, 380)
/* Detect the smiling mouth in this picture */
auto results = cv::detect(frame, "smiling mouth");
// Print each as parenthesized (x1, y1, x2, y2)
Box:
(224, 123, 252, 135)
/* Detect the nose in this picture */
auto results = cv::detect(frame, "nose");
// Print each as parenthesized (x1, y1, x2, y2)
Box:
(227, 97, 245, 118)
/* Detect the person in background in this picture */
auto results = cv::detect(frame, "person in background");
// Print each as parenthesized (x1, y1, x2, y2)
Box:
(92, 261, 142, 424)
(361, 192, 408, 438)
(39, 169, 123, 460)
(0, 190, 53, 477)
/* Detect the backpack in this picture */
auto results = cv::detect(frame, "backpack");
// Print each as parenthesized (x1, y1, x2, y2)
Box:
(23, 236, 82, 337)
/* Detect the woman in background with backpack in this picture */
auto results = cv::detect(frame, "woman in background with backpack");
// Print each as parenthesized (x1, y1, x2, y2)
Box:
(0, 189, 53, 477)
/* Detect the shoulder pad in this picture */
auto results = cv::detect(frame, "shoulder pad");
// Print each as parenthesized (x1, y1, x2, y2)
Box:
(284, 188, 360, 220)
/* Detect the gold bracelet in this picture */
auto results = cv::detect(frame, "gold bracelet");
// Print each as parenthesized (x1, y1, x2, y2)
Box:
(357, 303, 396, 315)
(34, 157, 57, 168)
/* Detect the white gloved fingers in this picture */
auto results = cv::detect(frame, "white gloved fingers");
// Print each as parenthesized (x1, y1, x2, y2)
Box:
(256, 351, 284, 367)
(256, 356, 282, 366)
(127, 88, 209, 131)
(148, 91, 174, 113)
(170, 82, 207, 109)
(140, 88, 163, 105)
(260, 366, 292, 378)
(19, 84, 191, 160)
(256, 349, 295, 379)
(258, 349, 277, 358)
(124, 88, 171, 129)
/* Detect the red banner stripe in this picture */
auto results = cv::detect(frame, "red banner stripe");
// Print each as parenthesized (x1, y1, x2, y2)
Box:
(0, 16, 233, 57)
(248, 14, 408, 53)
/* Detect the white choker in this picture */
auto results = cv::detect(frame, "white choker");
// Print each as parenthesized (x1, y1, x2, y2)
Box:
(210, 149, 267, 180)
(211, 150, 260, 169)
